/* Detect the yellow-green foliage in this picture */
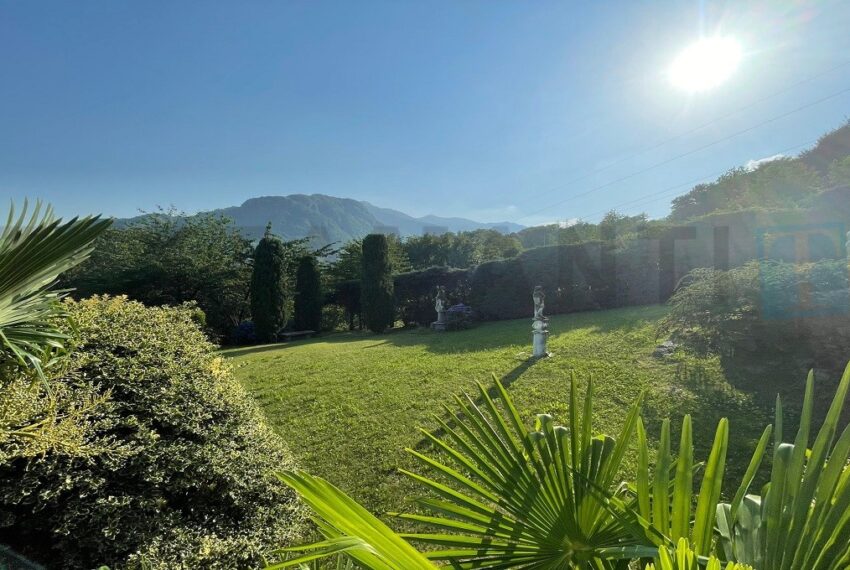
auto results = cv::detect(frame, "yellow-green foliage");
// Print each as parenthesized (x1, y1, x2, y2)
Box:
(646, 538, 754, 570)
(0, 296, 306, 570)
(0, 364, 107, 462)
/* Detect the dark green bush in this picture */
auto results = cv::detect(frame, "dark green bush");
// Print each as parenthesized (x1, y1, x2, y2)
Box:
(445, 305, 474, 331)
(394, 266, 471, 326)
(468, 242, 618, 321)
(360, 234, 395, 333)
(327, 280, 361, 330)
(294, 255, 322, 332)
(661, 260, 850, 365)
(320, 304, 348, 332)
(250, 226, 290, 342)
(0, 296, 306, 569)
(468, 257, 530, 321)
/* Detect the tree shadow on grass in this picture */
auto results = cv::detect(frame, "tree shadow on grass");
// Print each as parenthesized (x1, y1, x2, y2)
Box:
(378, 305, 667, 355)
(222, 306, 668, 358)
(412, 357, 539, 451)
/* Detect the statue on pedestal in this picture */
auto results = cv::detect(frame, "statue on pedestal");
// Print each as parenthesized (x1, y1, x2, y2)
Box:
(431, 286, 448, 331)
(531, 285, 550, 357)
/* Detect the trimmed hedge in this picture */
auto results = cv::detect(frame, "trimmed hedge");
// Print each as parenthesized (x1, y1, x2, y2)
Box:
(0, 296, 306, 569)
(660, 260, 850, 368)
(394, 266, 471, 326)
(330, 210, 850, 330)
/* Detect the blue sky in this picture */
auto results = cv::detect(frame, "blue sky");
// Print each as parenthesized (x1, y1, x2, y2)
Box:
(1, 1, 849, 227)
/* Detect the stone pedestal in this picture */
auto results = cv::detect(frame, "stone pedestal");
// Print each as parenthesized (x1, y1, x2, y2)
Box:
(531, 318, 549, 357)
(431, 310, 447, 332)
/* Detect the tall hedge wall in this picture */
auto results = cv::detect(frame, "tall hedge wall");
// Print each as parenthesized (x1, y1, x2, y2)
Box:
(394, 266, 471, 326)
(331, 205, 850, 326)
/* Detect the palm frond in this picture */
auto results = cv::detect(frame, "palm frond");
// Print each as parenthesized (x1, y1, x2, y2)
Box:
(271, 471, 435, 569)
(0, 199, 110, 372)
(645, 538, 754, 570)
(399, 374, 655, 568)
(716, 364, 850, 569)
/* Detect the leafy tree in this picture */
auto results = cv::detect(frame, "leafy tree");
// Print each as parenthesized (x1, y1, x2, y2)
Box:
(669, 159, 823, 221)
(360, 234, 395, 333)
(829, 155, 850, 186)
(65, 209, 254, 339)
(800, 119, 850, 175)
(294, 255, 323, 332)
(251, 224, 290, 342)
(401, 230, 522, 270)
(327, 235, 410, 283)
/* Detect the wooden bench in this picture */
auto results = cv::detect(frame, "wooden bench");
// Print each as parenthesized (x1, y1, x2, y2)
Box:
(280, 330, 316, 341)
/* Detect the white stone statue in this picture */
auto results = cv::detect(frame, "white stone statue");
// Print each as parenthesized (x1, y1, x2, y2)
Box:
(435, 286, 448, 313)
(431, 286, 448, 331)
(531, 285, 549, 357)
(532, 285, 546, 320)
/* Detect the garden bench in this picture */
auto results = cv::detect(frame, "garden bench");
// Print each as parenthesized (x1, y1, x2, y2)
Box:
(280, 330, 316, 341)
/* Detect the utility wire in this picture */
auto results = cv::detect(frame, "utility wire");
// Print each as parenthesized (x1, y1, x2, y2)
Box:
(514, 85, 850, 223)
(520, 59, 850, 205)
(566, 137, 823, 222)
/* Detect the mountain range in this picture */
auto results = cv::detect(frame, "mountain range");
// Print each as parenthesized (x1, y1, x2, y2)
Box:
(123, 194, 523, 244)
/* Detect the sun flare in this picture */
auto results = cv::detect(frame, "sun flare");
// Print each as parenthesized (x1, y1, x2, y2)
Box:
(669, 37, 742, 92)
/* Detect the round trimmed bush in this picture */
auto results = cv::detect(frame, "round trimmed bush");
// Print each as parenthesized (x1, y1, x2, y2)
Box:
(0, 296, 306, 569)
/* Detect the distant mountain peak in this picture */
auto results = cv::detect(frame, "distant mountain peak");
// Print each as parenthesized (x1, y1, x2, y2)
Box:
(118, 193, 523, 244)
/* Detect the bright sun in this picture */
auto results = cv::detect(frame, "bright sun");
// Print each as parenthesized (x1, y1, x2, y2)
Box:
(669, 37, 742, 92)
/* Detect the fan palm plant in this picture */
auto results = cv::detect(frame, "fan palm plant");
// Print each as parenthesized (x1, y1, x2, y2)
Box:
(631, 414, 772, 562)
(275, 376, 656, 569)
(396, 376, 654, 568)
(645, 538, 753, 570)
(715, 365, 850, 570)
(0, 200, 110, 374)
(270, 471, 435, 569)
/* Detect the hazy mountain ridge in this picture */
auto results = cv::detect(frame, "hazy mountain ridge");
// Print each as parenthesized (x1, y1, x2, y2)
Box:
(117, 194, 523, 244)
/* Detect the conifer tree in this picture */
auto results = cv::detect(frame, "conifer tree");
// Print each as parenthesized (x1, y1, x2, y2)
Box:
(294, 255, 322, 332)
(250, 224, 288, 342)
(360, 233, 395, 333)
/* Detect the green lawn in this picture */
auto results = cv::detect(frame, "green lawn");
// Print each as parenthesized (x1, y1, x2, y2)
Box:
(224, 305, 772, 517)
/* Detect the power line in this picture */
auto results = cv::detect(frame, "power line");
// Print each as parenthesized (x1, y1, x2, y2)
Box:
(519, 60, 850, 206)
(560, 137, 824, 224)
(514, 85, 850, 223)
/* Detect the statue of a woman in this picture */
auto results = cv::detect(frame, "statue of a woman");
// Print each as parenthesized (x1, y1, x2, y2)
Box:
(435, 286, 448, 313)
(532, 286, 546, 320)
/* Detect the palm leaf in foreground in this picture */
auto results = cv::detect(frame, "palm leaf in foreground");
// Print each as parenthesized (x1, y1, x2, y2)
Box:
(645, 538, 753, 570)
(0, 200, 110, 372)
(398, 375, 655, 568)
(270, 471, 435, 569)
(716, 364, 850, 569)
(633, 413, 771, 560)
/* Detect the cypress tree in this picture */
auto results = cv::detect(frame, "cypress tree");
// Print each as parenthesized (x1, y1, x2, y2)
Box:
(250, 224, 288, 342)
(360, 233, 395, 333)
(294, 255, 322, 332)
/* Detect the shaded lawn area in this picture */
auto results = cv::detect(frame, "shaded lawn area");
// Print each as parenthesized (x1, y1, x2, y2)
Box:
(224, 305, 773, 517)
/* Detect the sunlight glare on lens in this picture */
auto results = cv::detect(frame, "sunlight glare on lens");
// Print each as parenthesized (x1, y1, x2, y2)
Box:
(669, 36, 742, 92)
